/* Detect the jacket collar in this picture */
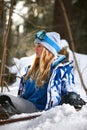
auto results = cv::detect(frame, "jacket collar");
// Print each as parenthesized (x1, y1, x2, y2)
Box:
(51, 54, 66, 68)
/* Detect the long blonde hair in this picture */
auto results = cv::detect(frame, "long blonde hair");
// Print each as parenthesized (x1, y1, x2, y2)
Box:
(24, 47, 54, 87)
(24, 47, 69, 87)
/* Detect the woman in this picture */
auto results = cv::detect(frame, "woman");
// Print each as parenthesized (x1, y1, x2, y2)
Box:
(0, 30, 85, 117)
(17, 30, 85, 112)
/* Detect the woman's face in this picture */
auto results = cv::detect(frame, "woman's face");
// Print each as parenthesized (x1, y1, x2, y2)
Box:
(35, 43, 44, 58)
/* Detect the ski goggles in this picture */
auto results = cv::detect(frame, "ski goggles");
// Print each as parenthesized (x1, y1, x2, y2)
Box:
(35, 30, 60, 52)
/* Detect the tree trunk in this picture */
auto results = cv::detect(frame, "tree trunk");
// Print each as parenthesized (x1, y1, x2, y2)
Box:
(0, 0, 14, 92)
(0, 0, 4, 66)
(53, 0, 72, 42)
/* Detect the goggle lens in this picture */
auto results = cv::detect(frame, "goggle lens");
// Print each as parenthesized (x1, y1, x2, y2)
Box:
(36, 30, 46, 40)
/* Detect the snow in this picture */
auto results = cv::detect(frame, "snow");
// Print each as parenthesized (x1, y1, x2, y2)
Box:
(0, 41, 87, 130)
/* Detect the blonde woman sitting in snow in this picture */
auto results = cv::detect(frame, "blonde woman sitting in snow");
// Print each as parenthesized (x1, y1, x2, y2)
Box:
(17, 30, 85, 112)
(0, 30, 86, 119)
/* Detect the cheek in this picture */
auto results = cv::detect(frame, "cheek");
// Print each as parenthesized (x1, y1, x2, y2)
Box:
(40, 47, 43, 52)
(38, 50, 42, 56)
(39, 48, 43, 54)
(36, 48, 43, 58)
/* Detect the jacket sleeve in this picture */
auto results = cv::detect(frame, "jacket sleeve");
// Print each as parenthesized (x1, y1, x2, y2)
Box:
(18, 65, 31, 97)
(18, 76, 25, 96)
(61, 64, 76, 94)
(45, 63, 76, 110)
(45, 66, 62, 110)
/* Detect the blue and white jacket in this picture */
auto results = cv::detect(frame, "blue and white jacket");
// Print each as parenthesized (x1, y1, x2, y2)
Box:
(18, 55, 76, 110)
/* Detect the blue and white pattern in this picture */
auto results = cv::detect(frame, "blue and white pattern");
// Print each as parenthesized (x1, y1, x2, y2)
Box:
(45, 60, 76, 110)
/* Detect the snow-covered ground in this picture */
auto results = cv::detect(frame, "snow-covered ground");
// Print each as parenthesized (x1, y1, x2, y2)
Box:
(0, 43, 87, 130)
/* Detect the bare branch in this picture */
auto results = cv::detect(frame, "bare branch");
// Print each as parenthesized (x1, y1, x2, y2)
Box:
(59, 0, 87, 93)
(0, 0, 14, 92)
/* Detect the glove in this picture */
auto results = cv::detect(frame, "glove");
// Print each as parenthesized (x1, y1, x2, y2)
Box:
(60, 92, 86, 109)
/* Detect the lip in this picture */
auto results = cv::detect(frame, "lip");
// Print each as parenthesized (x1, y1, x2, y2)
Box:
(36, 52, 39, 56)
(36, 51, 38, 54)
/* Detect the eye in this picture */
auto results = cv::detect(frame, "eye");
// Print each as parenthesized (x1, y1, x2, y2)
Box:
(36, 43, 42, 47)
(35, 43, 43, 48)
(38, 44, 42, 47)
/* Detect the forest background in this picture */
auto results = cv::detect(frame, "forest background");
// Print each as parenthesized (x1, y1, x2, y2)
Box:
(0, 0, 87, 91)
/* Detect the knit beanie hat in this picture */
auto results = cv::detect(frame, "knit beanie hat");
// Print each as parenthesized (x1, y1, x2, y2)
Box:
(34, 31, 62, 56)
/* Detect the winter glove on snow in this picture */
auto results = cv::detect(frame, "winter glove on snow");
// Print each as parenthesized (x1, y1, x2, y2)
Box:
(60, 92, 86, 109)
